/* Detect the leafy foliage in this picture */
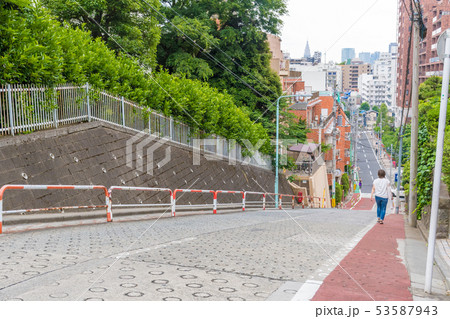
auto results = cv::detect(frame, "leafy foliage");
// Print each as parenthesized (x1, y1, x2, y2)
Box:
(402, 76, 450, 218)
(41, 0, 161, 68)
(341, 173, 350, 197)
(0, 1, 271, 152)
(335, 184, 343, 205)
(360, 102, 370, 111)
(156, 0, 294, 141)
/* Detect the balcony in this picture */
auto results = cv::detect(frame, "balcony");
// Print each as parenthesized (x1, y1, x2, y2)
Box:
(426, 71, 443, 77)
(432, 27, 442, 37)
(429, 57, 440, 63)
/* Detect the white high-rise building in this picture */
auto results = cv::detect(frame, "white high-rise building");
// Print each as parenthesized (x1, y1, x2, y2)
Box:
(289, 62, 342, 92)
(358, 51, 397, 111)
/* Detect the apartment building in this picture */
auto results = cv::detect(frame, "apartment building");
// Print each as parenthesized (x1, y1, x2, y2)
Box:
(359, 52, 397, 108)
(289, 93, 351, 186)
(267, 34, 290, 80)
(340, 60, 371, 91)
(397, 0, 450, 109)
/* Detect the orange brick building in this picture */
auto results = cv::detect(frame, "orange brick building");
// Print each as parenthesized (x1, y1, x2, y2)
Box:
(289, 94, 351, 186)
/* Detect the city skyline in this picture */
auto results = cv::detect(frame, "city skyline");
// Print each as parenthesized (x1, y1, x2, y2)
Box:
(280, 0, 397, 63)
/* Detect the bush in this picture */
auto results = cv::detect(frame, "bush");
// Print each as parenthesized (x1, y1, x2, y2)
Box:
(335, 184, 343, 205)
(341, 173, 350, 197)
(0, 1, 271, 152)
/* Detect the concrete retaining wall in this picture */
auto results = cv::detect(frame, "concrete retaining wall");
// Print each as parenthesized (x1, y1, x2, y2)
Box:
(0, 122, 292, 211)
(418, 182, 450, 240)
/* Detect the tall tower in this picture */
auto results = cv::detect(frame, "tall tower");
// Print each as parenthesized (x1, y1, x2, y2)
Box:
(304, 41, 311, 58)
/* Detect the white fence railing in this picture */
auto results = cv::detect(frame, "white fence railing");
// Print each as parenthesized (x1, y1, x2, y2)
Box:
(0, 83, 272, 170)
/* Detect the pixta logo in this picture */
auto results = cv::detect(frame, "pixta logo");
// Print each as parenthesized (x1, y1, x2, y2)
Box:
(126, 131, 171, 176)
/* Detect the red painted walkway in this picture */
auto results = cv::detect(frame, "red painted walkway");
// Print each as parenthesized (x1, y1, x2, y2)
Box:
(351, 198, 375, 210)
(312, 214, 413, 301)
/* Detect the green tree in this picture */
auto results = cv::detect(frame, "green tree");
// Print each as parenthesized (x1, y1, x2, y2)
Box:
(360, 102, 370, 111)
(341, 173, 350, 197)
(335, 184, 343, 205)
(403, 76, 450, 219)
(0, 1, 271, 152)
(156, 0, 289, 138)
(41, 0, 161, 68)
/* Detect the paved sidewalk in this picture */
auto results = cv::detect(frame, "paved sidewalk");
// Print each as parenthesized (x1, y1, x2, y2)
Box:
(351, 197, 375, 211)
(312, 214, 412, 301)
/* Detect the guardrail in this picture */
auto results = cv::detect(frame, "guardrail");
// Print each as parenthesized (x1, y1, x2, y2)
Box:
(0, 184, 327, 234)
(264, 193, 296, 210)
(243, 191, 266, 211)
(0, 83, 272, 170)
(108, 186, 173, 221)
(0, 184, 110, 234)
(172, 189, 216, 216)
(215, 190, 245, 213)
(309, 196, 324, 209)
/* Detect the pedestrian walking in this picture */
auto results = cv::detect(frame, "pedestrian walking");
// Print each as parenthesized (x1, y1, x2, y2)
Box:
(359, 179, 362, 189)
(370, 169, 393, 224)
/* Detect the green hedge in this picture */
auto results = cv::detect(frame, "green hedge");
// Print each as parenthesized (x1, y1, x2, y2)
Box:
(0, 1, 271, 152)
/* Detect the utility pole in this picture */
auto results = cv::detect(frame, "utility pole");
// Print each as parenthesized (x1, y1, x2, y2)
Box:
(396, 127, 404, 215)
(390, 143, 393, 180)
(379, 111, 383, 162)
(425, 28, 450, 294)
(354, 108, 359, 187)
(408, 2, 420, 227)
(331, 87, 338, 207)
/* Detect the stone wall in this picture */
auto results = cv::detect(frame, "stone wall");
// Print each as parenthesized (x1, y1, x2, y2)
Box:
(0, 122, 292, 211)
(418, 182, 450, 239)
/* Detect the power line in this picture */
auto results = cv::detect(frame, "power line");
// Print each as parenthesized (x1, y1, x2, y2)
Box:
(161, 2, 279, 97)
(73, 1, 203, 128)
(398, 0, 415, 138)
(401, 0, 411, 18)
(138, 0, 273, 103)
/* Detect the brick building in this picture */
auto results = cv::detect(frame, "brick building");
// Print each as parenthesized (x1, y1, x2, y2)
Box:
(397, 0, 450, 109)
(289, 93, 351, 186)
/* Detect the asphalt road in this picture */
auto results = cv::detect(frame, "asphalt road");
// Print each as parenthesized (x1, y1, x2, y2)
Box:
(0, 208, 375, 301)
(356, 131, 382, 193)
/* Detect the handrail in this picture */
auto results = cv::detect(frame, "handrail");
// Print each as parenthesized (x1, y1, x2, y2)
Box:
(108, 186, 173, 221)
(0, 184, 109, 234)
(0, 183, 328, 234)
(215, 190, 245, 213)
(243, 191, 266, 211)
(172, 189, 216, 216)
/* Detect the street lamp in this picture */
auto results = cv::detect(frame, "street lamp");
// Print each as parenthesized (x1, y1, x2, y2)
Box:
(275, 93, 312, 207)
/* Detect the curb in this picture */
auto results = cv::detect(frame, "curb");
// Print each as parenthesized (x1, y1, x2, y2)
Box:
(417, 221, 450, 295)
(434, 239, 450, 294)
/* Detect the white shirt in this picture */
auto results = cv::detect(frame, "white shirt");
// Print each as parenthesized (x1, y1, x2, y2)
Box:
(373, 178, 391, 199)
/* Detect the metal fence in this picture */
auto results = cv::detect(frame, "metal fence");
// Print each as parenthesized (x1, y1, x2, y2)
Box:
(0, 83, 272, 170)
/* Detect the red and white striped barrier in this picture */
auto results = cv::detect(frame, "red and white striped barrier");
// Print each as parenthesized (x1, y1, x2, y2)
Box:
(309, 196, 324, 208)
(172, 189, 216, 216)
(215, 190, 245, 213)
(108, 186, 173, 221)
(0, 184, 109, 234)
(243, 191, 266, 211)
(264, 193, 296, 210)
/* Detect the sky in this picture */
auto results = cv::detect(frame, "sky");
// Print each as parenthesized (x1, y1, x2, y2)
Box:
(280, 0, 398, 63)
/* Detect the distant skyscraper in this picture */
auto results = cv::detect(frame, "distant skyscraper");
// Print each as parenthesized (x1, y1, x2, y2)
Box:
(313, 51, 322, 65)
(359, 52, 371, 64)
(341, 48, 355, 63)
(389, 42, 398, 55)
(370, 51, 380, 64)
(304, 41, 311, 58)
